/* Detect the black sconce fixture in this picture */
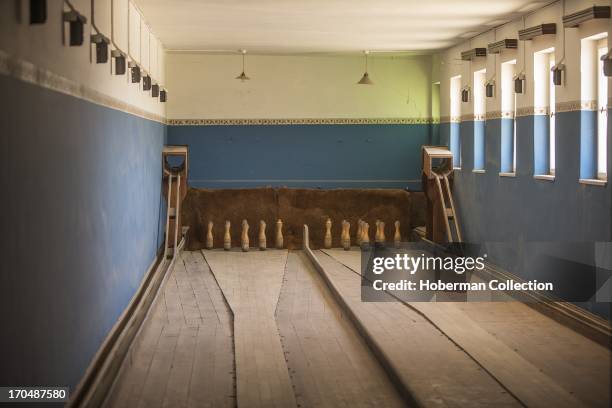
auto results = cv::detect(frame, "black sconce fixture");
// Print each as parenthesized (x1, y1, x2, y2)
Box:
(30, 0, 47, 24)
(461, 87, 470, 103)
(514, 73, 525, 94)
(601, 51, 612, 77)
(63, 10, 87, 46)
(485, 80, 495, 98)
(111, 50, 126, 75)
(91, 34, 109, 64)
(151, 84, 159, 97)
(551, 64, 565, 86)
(160, 89, 167, 102)
(129, 62, 141, 83)
(142, 75, 152, 91)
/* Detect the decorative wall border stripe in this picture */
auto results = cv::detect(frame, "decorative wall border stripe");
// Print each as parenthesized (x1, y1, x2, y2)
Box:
(0, 50, 166, 124)
(440, 100, 608, 123)
(167, 117, 437, 126)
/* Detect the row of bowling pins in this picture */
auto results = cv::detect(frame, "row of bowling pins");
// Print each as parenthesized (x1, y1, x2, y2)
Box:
(325, 218, 401, 250)
(205, 219, 283, 251)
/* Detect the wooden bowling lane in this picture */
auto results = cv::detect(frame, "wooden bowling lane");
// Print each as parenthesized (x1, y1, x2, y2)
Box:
(203, 249, 297, 408)
(276, 251, 404, 408)
(104, 251, 235, 408)
(320, 248, 610, 408)
(314, 249, 521, 407)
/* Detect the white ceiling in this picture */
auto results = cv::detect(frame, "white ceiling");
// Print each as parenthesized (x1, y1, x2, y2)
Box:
(133, 0, 547, 54)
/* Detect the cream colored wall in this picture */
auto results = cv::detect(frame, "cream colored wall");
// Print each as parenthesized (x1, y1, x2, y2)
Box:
(0, 0, 166, 119)
(438, 0, 611, 120)
(166, 53, 433, 120)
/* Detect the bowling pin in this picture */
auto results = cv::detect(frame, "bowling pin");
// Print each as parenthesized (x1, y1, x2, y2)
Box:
(206, 221, 214, 249)
(361, 222, 370, 248)
(356, 219, 363, 246)
(275, 219, 284, 249)
(341, 220, 351, 250)
(223, 220, 231, 250)
(376, 221, 386, 247)
(259, 220, 267, 250)
(324, 218, 332, 249)
(394, 221, 401, 248)
(241, 219, 249, 252)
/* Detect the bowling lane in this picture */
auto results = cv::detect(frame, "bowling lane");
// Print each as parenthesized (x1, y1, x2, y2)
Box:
(321, 248, 611, 408)
(104, 251, 235, 408)
(276, 251, 405, 408)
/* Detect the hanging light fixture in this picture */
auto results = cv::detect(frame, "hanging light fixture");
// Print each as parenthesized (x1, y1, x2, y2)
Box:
(235, 49, 250, 81)
(357, 51, 373, 85)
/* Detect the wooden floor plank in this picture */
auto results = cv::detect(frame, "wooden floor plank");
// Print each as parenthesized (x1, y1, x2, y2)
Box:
(105, 252, 235, 408)
(276, 251, 405, 408)
(203, 249, 297, 408)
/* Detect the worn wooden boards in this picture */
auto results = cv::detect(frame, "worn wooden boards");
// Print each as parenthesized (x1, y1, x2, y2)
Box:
(276, 251, 404, 408)
(321, 248, 611, 408)
(314, 249, 520, 407)
(104, 251, 235, 408)
(203, 249, 296, 408)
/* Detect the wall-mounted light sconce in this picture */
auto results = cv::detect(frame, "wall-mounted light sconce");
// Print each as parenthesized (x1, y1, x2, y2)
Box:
(551, 63, 565, 86)
(160, 89, 167, 102)
(601, 51, 612, 77)
(485, 79, 495, 98)
(30, 0, 47, 24)
(63, 10, 87, 46)
(111, 50, 126, 75)
(128, 62, 141, 83)
(90, 34, 109, 64)
(514, 73, 525, 94)
(142, 75, 152, 91)
(152, 84, 159, 97)
(461, 86, 471, 103)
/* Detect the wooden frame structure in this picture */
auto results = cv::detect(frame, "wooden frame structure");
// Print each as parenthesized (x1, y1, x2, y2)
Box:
(421, 146, 462, 244)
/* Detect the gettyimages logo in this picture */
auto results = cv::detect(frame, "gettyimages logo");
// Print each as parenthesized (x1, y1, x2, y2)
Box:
(372, 253, 486, 275)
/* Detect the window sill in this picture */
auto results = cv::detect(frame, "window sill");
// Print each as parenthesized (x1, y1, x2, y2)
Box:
(453, 167, 462, 171)
(499, 172, 516, 177)
(579, 178, 607, 186)
(534, 174, 555, 182)
(472, 169, 485, 174)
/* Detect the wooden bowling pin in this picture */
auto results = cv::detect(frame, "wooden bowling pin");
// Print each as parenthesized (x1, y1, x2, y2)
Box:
(374, 220, 381, 243)
(241, 220, 249, 252)
(356, 219, 363, 246)
(259, 220, 267, 250)
(324, 218, 332, 249)
(275, 219, 284, 249)
(376, 221, 386, 247)
(341, 220, 351, 250)
(205, 221, 214, 249)
(223, 220, 231, 250)
(361, 222, 370, 248)
(394, 220, 401, 248)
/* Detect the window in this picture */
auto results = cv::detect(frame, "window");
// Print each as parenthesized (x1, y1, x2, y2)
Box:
(500, 59, 517, 174)
(533, 48, 555, 177)
(597, 40, 608, 180)
(450, 75, 462, 168)
(580, 33, 608, 183)
(473, 69, 486, 171)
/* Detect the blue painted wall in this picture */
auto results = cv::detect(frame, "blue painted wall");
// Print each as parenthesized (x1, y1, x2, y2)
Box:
(0, 75, 167, 388)
(167, 124, 432, 190)
(441, 112, 612, 319)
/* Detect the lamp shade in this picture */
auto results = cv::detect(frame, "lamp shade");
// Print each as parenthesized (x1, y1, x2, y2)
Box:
(357, 72, 373, 85)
